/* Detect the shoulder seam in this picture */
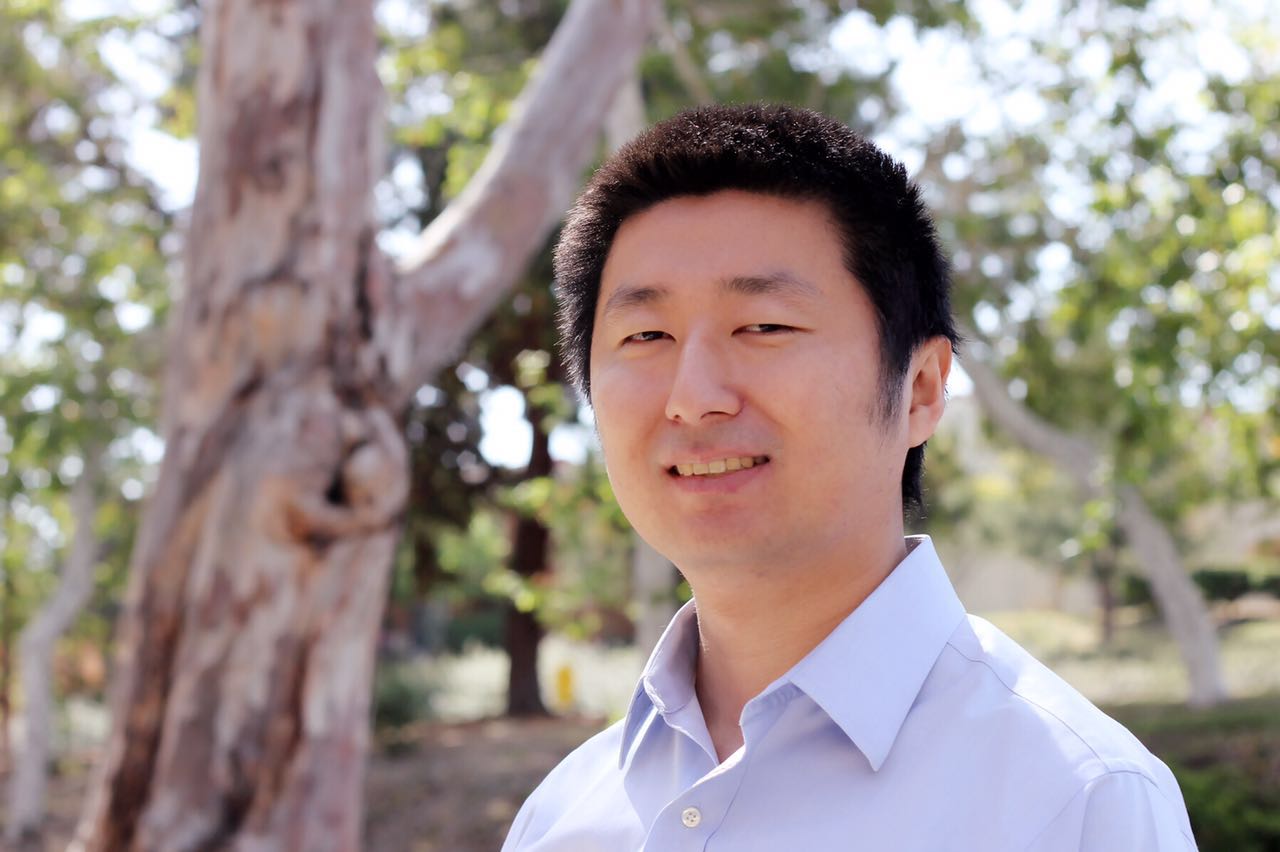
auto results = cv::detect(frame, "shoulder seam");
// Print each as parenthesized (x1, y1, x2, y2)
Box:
(1021, 770, 1197, 850)
(943, 634, 1131, 775)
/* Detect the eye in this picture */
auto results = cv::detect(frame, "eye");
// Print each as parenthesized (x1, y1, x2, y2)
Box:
(622, 330, 669, 344)
(740, 323, 796, 334)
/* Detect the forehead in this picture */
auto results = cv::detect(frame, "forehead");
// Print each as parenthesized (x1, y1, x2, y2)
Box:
(596, 190, 848, 313)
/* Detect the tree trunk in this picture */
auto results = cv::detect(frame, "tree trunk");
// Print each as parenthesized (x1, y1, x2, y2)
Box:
(1114, 484, 1225, 706)
(72, 0, 655, 848)
(6, 446, 102, 845)
(505, 403, 552, 717)
(631, 536, 676, 658)
(505, 600, 546, 716)
(1093, 548, 1116, 647)
(961, 342, 1227, 706)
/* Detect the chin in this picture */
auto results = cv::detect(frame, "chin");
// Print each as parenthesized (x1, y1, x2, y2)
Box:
(666, 532, 774, 571)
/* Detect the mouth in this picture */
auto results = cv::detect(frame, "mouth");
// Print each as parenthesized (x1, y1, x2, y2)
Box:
(667, 455, 770, 478)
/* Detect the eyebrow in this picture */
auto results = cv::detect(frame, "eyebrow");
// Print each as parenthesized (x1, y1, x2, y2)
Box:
(599, 271, 821, 322)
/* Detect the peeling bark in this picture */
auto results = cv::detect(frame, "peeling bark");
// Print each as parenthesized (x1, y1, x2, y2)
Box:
(6, 446, 102, 846)
(960, 335, 1226, 707)
(72, 0, 655, 848)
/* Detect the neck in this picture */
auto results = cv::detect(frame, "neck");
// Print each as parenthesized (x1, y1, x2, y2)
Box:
(690, 528, 908, 761)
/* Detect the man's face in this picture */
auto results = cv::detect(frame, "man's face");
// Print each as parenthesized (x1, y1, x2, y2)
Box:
(589, 190, 915, 577)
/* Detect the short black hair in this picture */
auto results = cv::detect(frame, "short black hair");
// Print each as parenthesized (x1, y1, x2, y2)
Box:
(553, 103, 960, 516)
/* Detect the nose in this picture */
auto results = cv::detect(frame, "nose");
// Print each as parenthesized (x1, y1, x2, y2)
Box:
(664, 336, 742, 423)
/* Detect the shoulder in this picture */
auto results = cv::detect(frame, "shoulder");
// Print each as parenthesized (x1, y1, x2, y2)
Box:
(501, 718, 629, 851)
(537, 716, 628, 788)
(921, 614, 1196, 846)
(1025, 769, 1199, 850)
(937, 615, 1166, 774)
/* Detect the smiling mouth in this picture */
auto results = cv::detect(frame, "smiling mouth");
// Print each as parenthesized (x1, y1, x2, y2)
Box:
(668, 455, 770, 477)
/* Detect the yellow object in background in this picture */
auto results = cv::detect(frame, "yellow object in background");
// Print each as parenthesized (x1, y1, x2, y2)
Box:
(555, 664, 575, 711)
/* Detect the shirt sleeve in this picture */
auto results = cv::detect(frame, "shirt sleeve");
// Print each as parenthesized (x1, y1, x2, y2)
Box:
(1024, 770, 1198, 852)
(500, 789, 540, 852)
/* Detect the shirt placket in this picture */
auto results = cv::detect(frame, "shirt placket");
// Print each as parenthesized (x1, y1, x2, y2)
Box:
(640, 747, 748, 851)
(639, 684, 797, 851)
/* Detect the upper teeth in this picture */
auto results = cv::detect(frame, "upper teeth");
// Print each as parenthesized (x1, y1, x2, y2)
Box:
(675, 456, 767, 476)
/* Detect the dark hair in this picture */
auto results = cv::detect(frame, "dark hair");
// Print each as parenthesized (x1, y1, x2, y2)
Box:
(553, 103, 960, 516)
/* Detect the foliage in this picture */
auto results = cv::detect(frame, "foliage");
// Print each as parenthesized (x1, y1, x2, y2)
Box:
(372, 660, 439, 732)
(904, 4, 1279, 636)
(0, 0, 176, 667)
(922, 415, 1086, 549)
(370, 0, 1280, 662)
(1190, 568, 1253, 603)
(377, 0, 640, 647)
(1175, 762, 1280, 851)
(377, 0, 558, 620)
(930, 3, 1279, 530)
(1122, 568, 1280, 608)
(423, 455, 632, 644)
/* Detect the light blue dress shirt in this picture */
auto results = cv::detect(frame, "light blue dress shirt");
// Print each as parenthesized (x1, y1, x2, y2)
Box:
(503, 536, 1197, 851)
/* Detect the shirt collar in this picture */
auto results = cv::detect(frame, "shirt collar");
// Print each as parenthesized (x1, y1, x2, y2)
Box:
(618, 597, 700, 768)
(617, 535, 966, 772)
(786, 535, 966, 770)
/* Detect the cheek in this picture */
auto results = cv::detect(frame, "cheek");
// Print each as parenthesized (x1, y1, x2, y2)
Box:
(824, 345, 885, 418)
(593, 357, 668, 417)
(590, 374, 651, 469)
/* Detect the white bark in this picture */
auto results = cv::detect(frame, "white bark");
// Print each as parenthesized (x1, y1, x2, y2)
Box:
(960, 335, 1226, 706)
(1114, 483, 1226, 706)
(6, 445, 102, 844)
(605, 72, 647, 154)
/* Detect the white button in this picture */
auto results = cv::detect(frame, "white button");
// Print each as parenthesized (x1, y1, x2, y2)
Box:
(681, 807, 702, 828)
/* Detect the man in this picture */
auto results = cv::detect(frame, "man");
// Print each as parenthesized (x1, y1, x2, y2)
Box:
(502, 104, 1196, 851)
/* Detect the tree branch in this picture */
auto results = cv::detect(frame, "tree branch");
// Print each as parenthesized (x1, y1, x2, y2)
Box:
(957, 322, 1225, 705)
(377, 0, 658, 406)
(7, 444, 103, 842)
(956, 322, 1098, 479)
(656, 6, 713, 105)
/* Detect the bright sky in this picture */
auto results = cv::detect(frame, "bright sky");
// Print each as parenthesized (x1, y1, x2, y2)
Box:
(47, 0, 1270, 470)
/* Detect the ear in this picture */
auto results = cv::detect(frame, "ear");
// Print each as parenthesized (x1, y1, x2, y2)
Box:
(906, 336, 952, 448)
